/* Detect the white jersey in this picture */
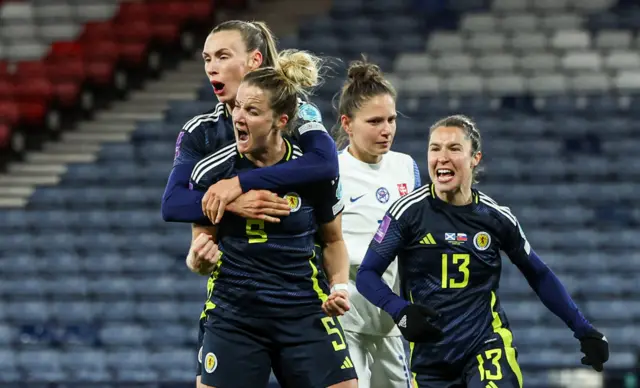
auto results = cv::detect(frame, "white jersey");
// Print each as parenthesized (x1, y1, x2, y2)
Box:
(339, 146, 420, 336)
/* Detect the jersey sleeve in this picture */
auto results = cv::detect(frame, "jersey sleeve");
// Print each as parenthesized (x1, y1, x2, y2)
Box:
(236, 102, 339, 191)
(172, 126, 208, 168)
(161, 125, 211, 223)
(368, 207, 413, 263)
(497, 206, 595, 336)
(314, 176, 345, 224)
(498, 209, 532, 266)
(412, 157, 421, 189)
(356, 204, 416, 320)
(189, 143, 237, 192)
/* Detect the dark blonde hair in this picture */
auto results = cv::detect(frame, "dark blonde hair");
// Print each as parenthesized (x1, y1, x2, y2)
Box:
(334, 57, 397, 148)
(242, 49, 322, 132)
(211, 20, 279, 68)
(429, 114, 483, 183)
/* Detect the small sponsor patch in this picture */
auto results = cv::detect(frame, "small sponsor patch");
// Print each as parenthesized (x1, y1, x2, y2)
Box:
(374, 215, 392, 243)
(298, 103, 322, 122)
(397, 183, 408, 196)
(174, 131, 185, 158)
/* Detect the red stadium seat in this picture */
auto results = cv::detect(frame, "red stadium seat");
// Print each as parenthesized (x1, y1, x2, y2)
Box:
(49, 41, 84, 59)
(81, 21, 116, 42)
(0, 101, 19, 126)
(117, 1, 149, 22)
(148, 1, 191, 25)
(189, 0, 215, 23)
(46, 56, 86, 84)
(15, 61, 47, 80)
(0, 61, 8, 79)
(85, 61, 116, 87)
(114, 20, 152, 66)
(13, 77, 54, 103)
(81, 41, 119, 86)
(0, 123, 11, 148)
(12, 77, 53, 124)
(0, 79, 12, 101)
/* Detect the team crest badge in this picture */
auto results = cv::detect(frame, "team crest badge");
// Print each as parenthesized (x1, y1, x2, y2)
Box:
(284, 192, 302, 212)
(473, 232, 491, 251)
(198, 346, 203, 364)
(376, 187, 390, 203)
(397, 183, 408, 196)
(204, 352, 218, 373)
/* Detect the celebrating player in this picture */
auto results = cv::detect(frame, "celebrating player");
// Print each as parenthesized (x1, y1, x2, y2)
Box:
(186, 50, 357, 388)
(159, 20, 339, 386)
(356, 115, 609, 387)
(161, 20, 338, 226)
(334, 59, 418, 388)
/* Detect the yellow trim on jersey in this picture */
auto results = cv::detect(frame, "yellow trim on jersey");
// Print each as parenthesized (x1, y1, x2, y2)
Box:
(199, 257, 224, 319)
(308, 250, 328, 303)
(283, 137, 293, 161)
(490, 291, 523, 388)
(429, 183, 435, 198)
(239, 137, 293, 161)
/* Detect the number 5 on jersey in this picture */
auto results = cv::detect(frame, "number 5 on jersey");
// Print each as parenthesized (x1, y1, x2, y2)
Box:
(441, 253, 470, 289)
(246, 219, 267, 244)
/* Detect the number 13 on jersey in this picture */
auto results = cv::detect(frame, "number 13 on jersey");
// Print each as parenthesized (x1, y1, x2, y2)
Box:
(441, 253, 470, 289)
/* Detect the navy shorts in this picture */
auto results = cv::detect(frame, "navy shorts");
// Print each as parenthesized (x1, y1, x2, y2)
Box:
(413, 335, 523, 388)
(200, 311, 358, 388)
(195, 316, 205, 377)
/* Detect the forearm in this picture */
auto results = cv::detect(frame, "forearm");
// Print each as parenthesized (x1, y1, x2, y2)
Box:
(237, 131, 338, 192)
(161, 164, 210, 224)
(516, 250, 593, 337)
(191, 224, 218, 243)
(322, 240, 350, 287)
(356, 250, 408, 320)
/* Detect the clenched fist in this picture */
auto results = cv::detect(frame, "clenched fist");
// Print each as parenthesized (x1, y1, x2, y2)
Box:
(186, 233, 221, 275)
(322, 289, 350, 317)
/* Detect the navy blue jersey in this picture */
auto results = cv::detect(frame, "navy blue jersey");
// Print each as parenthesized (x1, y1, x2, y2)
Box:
(173, 103, 234, 168)
(369, 183, 531, 372)
(173, 100, 324, 168)
(191, 137, 344, 318)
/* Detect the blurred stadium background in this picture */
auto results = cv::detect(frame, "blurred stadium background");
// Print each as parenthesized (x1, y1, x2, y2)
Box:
(0, 0, 638, 387)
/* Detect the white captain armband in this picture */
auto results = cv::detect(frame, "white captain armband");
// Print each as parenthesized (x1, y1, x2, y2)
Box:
(331, 283, 349, 294)
(298, 121, 327, 135)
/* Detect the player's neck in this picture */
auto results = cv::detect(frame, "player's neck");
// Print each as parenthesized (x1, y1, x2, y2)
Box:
(436, 187, 473, 206)
(347, 145, 382, 165)
(245, 134, 286, 167)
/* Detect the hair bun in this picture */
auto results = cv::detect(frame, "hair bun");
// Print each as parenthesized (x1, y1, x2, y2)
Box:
(277, 49, 321, 89)
(347, 59, 383, 84)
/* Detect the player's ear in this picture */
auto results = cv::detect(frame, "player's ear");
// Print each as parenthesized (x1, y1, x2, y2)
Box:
(340, 114, 352, 135)
(276, 113, 289, 130)
(247, 49, 263, 70)
(471, 151, 482, 168)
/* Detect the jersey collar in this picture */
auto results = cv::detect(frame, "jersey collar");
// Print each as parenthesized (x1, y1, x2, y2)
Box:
(342, 145, 384, 170)
(238, 136, 293, 164)
(428, 183, 479, 213)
